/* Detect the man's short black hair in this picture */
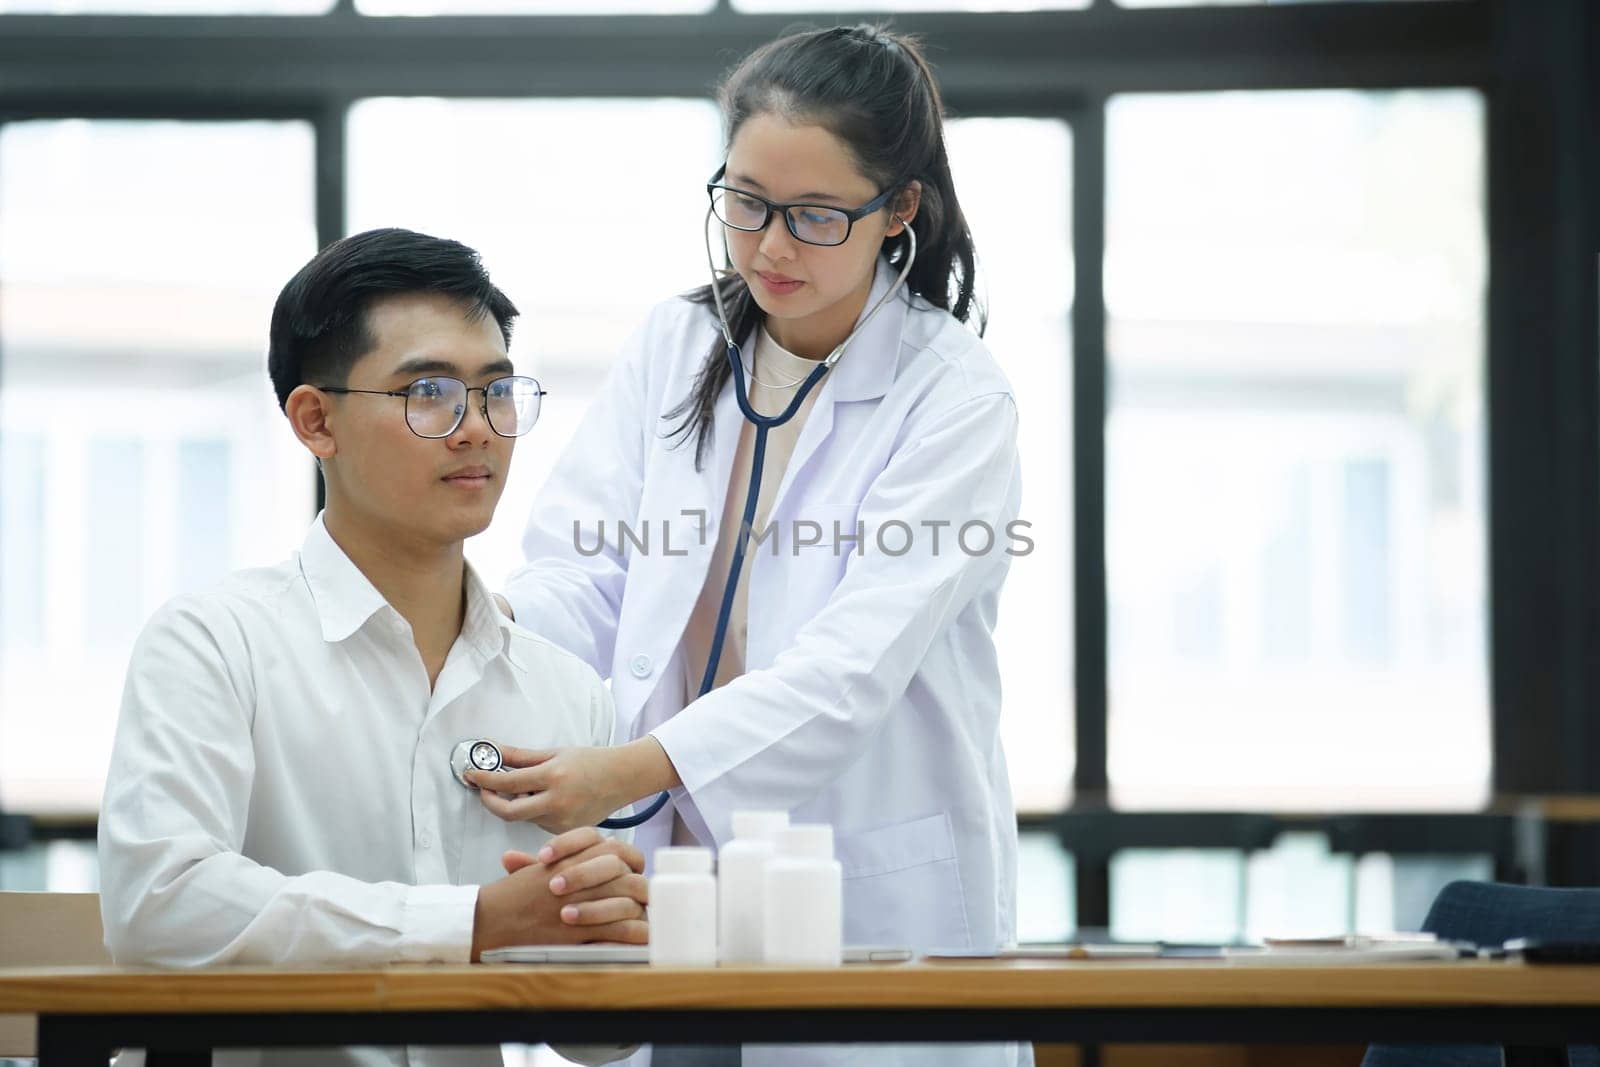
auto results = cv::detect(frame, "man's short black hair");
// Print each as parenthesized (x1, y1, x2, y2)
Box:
(267, 227, 519, 410)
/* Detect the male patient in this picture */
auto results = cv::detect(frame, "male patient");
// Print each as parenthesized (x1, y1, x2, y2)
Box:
(98, 228, 644, 1067)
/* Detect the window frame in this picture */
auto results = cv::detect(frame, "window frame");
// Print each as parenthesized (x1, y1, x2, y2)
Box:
(0, 0, 1595, 922)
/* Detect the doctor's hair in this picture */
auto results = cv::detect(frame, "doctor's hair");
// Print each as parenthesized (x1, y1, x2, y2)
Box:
(668, 23, 984, 467)
(267, 227, 518, 411)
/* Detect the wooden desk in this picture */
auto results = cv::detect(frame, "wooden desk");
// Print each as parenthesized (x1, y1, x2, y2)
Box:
(3, 959, 1599, 1066)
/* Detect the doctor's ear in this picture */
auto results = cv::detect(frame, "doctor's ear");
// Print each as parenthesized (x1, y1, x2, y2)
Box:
(284, 384, 339, 462)
(885, 181, 922, 237)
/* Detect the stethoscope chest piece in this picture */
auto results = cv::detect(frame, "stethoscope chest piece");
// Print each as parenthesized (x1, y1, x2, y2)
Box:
(450, 738, 504, 788)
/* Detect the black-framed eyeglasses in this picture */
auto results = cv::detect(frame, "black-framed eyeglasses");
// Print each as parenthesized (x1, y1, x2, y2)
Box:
(317, 375, 547, 439)
(706, 164, 905, 248)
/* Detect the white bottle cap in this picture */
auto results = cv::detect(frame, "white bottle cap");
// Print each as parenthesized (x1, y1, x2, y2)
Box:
(654, 846, 713, 874)
(775, 824, 833, 860)
(731, 811, 790, 840)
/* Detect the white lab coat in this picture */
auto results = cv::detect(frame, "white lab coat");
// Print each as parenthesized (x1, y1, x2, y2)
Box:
(506, 261, 1029, 1067)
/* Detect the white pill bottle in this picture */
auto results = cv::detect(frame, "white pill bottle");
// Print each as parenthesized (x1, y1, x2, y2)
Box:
(718, 810, 790, 964)
(762, 824, 843, 966)
(649, 846, 717, 966)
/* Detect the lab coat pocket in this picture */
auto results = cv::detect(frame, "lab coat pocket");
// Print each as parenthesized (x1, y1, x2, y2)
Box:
(776, 502, 861, 615)
(836, 810, 971, 950)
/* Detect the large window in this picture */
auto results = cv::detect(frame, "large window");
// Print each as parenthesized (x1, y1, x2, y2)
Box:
(0, 0, 330, 11)
(1105, 89, 1489, 812)
(4, 0, 1594, 945)
(0, 119, 318, 813)
(945, 117, 1075, 813)
(732, 1, 1088, 10)
(356, 0, 711, 13)
(347, 96, 724, 589)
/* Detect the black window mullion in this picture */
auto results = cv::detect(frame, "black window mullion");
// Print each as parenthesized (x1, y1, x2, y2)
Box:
(310, 98, 348, 514)
(1070, 96, 1110, 932)
(1486, 0, 1600, 850)
(315, 98, 348, 253)
(1071, 97, 1108, 807)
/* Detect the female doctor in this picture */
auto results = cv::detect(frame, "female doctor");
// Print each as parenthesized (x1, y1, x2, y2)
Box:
(481, 25, 1027, 1065)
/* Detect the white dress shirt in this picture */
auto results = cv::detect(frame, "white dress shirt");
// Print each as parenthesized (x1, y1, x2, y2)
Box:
(98, 514, 625, 1067)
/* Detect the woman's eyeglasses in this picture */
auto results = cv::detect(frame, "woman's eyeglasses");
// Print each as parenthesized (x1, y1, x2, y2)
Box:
(706, 164, 904, 248)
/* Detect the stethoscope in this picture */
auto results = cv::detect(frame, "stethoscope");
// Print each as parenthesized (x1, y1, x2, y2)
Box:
(450, 738, 507, 786)
(453, 203, 917, 830)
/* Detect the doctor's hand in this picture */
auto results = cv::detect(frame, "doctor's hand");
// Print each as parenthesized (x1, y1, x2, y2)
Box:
(467, 738, 681, 834)
(470, 830, 648, 961)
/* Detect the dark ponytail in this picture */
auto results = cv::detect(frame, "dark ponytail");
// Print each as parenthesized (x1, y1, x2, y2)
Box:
(666, 24, 984, 468)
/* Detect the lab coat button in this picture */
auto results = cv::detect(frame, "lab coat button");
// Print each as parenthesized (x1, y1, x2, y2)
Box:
(629, 654, 653, 679)
(418, 833, 432, 850)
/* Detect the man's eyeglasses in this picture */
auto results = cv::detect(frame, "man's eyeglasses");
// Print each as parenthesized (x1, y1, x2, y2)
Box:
(317, 375, 546, 440)
(706, 164, 904, 248)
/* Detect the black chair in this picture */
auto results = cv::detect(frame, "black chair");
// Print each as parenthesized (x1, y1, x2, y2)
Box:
(1363, 881, 1600, 1067)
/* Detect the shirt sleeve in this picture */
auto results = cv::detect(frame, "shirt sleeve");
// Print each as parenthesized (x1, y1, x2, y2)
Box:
(649, 391, 1021, 847)
(97, 598, 478, 967)
(504, 308, 656, 678)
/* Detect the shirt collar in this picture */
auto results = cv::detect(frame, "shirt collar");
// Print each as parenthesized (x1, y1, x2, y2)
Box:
(299, 513, 513, 660)
(826, 256, 913, 403)
(460, 559, 516, 662)
(300, 514, 389, 644)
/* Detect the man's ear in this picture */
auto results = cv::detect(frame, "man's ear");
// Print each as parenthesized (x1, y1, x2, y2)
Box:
(886, 180, 923, 237)
(284, 384, 339, 462)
